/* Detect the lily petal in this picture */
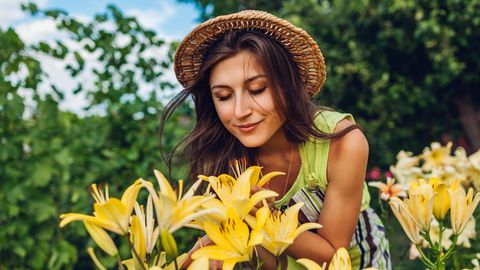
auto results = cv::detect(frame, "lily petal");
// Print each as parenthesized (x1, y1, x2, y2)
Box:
(84, 221, 118, 256)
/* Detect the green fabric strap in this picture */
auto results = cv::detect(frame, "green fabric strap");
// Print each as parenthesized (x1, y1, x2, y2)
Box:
(275, 110, 371, 211)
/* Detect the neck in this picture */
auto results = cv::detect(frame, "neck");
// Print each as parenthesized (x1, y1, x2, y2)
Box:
(256, 129, 295, 163)
(255, 129, 299, 197)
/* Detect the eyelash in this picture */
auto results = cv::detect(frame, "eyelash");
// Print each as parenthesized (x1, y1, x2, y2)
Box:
(216, 87, 267, 101)
(216, 96, 230, 101)
(250, 87, 267, 96)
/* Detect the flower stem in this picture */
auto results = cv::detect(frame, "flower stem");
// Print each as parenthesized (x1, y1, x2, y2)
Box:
(154, 238, 162, 266)
(126, 233, 147, 270)
(253, 247, 262, 270)
(453, 252, 460, 270)
(436, 221, 444, 269)
(422, 231, 435, 253)
(415, 244, 436, 269)
(443, 234, 458, 261)
(116, 254, 126, 270)
(173, 257, 179, 270)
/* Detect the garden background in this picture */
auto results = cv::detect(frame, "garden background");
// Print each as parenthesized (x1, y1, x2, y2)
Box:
(1, 0, 479, 269)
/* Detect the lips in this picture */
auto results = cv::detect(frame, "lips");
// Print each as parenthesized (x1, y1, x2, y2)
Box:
(235, 121, 262, 132)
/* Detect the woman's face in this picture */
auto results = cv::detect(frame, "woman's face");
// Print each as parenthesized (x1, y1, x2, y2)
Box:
(209, 51, 285, 148)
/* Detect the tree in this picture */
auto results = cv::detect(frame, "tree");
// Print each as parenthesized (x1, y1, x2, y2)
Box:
(0, 4, 193, 269)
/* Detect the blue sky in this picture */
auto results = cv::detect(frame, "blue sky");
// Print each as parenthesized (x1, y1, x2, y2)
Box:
(0, 0, 200, 114)
(47, 0, 200, 38)
(1, 0, 200, 40)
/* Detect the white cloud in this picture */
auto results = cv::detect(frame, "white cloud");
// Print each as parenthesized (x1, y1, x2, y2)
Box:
(0, 0, 48, 26)
(127, 0, 175, 28)
(125, 1, 180, 41)
(15, 18, 60, 44)
(127, 8, 168, 30)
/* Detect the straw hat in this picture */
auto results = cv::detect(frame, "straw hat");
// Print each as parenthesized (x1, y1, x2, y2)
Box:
(174, 10, 326, 97)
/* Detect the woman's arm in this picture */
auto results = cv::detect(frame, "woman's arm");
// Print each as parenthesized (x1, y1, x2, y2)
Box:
(258, 119, 369, 268)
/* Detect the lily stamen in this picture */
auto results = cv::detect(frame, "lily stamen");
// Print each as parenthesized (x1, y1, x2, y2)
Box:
(90, 183, 109, 204)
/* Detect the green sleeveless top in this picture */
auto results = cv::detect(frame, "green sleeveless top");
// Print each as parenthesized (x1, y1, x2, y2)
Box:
(274, 110, 371, 211)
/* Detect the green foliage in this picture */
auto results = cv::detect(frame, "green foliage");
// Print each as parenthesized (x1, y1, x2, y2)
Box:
(1, 4, 193, 269)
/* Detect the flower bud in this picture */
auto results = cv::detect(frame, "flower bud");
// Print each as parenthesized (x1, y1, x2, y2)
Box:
(160, 229, 178, 258)
(433, 183, 450, 221)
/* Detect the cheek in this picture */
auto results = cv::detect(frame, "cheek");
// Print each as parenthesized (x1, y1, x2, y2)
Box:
(213, 101, 233, 124)
(253, 92, 281, 118)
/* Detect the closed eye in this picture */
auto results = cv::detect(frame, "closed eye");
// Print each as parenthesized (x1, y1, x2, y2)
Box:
(215, 94, 232, 101)
(250, 87, 267, 96)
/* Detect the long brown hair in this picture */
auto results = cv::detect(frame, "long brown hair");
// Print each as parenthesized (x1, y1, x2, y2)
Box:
(160, 30, 359, 182)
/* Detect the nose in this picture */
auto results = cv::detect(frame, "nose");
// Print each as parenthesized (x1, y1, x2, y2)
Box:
(233, 91, 253, 119)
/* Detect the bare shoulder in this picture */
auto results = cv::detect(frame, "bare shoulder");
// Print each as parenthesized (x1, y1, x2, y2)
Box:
(327, 118, 369, 184)
(331, 118, 368, 154)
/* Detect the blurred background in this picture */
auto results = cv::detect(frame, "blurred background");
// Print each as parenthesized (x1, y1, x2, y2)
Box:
(1, 0, 479, 269)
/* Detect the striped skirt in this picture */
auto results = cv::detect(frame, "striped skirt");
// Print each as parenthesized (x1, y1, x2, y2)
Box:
(289, 185, 392, 269)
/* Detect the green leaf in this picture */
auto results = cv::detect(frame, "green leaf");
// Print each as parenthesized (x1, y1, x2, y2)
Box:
(31, 163, 53, 187)
(287, 256, 308, 270)
(30, 200, 57, 223)
(54, 149, 74, 167)
(13, 246, 26, 258)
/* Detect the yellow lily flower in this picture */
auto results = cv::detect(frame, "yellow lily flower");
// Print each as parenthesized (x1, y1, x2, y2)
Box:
(160, 229, 178, 258)
(328, 248, 351, 270)
(83, 221, 118, 256)
(389, 197, 422, 244)
(328, 248, 379, 270)
(421, 141, 453, 171)
(406, 179, 434, 232)
(141, 170, 219, 233)
(122, 253, 187, 270)
(130, 215, 147, 267)
(60, 180, 143, 235)
(456, 217, 476, 248)
(87, 247, 107, 270)
(187, 256, 209, 270)
(296, 258, 326, 270)
(133, 197, 160, 254)
(467, 149, 480, 190)
(201, 166, 279, 219)
(448, 186, 480, 235)
(245, 202, 322, 256)
(157, 252, 187, 270)
(229, 160, 285, 188)
(187, 197, 228, 229)
(192, 209, 266, 270)
(121, 258, 148, 270)
(432, 181, 450, 221)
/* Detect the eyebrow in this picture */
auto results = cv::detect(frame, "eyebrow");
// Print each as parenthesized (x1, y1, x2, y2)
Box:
(211, 74, 267, 91)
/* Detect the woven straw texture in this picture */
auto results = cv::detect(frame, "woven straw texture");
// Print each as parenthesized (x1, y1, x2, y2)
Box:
(174, 10, 326, 96)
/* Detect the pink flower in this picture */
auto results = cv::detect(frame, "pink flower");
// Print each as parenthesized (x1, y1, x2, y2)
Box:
(367, 167, 382, 180)
(368, 177, 407, 201)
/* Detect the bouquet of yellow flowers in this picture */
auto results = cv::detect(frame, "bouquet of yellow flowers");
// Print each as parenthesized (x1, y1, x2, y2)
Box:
(369, 142, 480, 270)
(60, 163, 378, 270)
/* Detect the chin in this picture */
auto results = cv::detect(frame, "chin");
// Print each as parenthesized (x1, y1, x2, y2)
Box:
(237, 138, 265, 148)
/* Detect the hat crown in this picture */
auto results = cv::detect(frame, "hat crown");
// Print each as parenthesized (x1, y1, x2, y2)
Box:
(174, 10, 326, 97)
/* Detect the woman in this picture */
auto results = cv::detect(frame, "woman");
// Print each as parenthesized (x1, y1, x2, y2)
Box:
(162, 10, 391, 269)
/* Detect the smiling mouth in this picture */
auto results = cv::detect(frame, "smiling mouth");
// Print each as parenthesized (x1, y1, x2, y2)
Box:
(236, 121, 262, 132)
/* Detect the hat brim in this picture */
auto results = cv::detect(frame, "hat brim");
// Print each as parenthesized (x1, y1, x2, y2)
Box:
(174, 10, 326, 97)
